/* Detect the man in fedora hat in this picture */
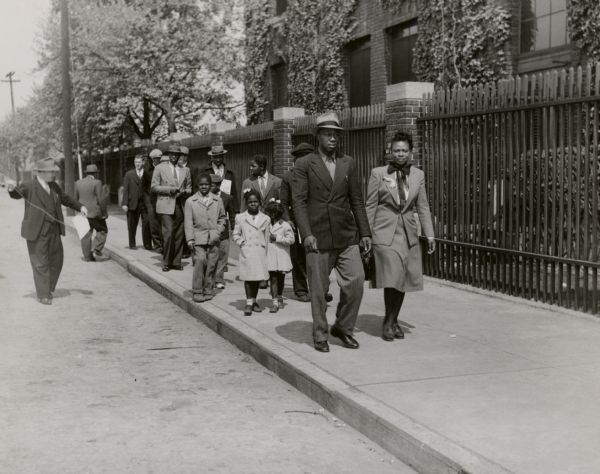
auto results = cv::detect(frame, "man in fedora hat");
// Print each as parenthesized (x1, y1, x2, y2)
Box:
(75, 163, 108, 261)
(8, 158, 88, 305)
(122, 154, 152, 250)
(292, 112, 372, 352)
(200, 144, 239, 214)
(142, 149, 164, 252)
(151, 145, 190, 271)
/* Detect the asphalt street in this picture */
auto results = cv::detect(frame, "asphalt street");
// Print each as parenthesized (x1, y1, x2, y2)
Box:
(0, 197, 414, 473)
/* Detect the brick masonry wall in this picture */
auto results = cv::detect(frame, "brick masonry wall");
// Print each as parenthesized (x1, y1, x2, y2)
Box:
(272, 119, 295, 176)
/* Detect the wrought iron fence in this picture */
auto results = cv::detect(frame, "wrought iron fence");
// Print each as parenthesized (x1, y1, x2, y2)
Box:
(419, 63, 600, 314)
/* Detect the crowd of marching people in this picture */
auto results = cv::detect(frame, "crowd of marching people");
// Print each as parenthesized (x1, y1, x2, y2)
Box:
(8, 111, 436, 353)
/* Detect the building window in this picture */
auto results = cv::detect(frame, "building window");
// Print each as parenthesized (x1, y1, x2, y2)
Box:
(275, 0, 287, 16)
(389, 20, 418, 84)
(520, 0, 568, 53)
(346, 37, 371, 107)
(271, 63, 287, 109)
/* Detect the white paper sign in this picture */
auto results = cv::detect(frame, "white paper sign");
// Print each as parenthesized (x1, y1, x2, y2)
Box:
(71, 214, 90, 240)
(220, 178, 232, 195)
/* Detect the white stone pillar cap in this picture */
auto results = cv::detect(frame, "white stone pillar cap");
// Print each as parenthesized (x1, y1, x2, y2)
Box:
(386, 82, 434, 101)
(273, 107, 305, 120)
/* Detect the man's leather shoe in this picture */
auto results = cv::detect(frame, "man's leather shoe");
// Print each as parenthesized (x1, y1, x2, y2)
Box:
(171, 265, 183, 271)
(93, 250, 103, 257)
(330, 326, 359, 349)
(37, 297, 52, 305)
(128, 245, 137, 250)
(393, 323, 405, 339)
(84, 255, 96, 262)
(162, 266, 170, 272)
(314, 341, 330, 352)
(296, 294, 310, 302)
(215, 283, 225, 289)
(325, 292, 333, 303)
(243, 304, 253, 316)
(382, 325, 395, 341)
(193, 294, 206, 303)
(252, 302, 262, 313)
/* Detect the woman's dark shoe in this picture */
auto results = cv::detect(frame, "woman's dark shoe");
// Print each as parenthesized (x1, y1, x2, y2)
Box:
(243, 305, 253, 316)
(382, 325, 395, 341)
(393, 323, 405, 339)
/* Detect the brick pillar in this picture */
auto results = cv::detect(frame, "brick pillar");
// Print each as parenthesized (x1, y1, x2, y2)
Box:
(210, 122, 236, 147)
(385, 82, 434, 166)
(272, 107, 305, 176)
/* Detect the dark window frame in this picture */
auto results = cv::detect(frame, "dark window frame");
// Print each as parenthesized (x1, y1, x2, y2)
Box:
(270, 62, 288, 109)
(387, 19, 418, 85)
(345, 36, 372, 108)
(520, 0, 569, 54)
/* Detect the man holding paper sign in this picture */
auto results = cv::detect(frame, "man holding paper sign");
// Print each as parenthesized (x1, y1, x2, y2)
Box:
(7, 158, 87, 305)
(75, 164, 108, 261)
(199, 145, 239, 214)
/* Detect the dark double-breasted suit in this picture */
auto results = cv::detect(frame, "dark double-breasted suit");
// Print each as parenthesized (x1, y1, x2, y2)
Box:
(292, 152, 371, 342)
(9, 179, 82, 299)
(122, 168, 151, 249)
(142, 164, 162, 250)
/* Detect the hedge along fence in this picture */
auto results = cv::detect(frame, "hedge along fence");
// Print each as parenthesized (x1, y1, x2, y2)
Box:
(292, 102, 387, 195)
(419, 62, 600, 314)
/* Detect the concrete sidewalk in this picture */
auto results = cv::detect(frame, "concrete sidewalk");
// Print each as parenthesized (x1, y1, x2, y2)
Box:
(85, 210, 600, 474)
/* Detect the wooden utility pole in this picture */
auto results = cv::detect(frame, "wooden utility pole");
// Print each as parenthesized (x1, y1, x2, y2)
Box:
(61, 0, 74, 196)
(2, 72, 20, 114)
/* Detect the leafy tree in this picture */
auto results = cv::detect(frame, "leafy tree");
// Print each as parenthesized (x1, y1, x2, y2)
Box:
(36, 0, 245, 155)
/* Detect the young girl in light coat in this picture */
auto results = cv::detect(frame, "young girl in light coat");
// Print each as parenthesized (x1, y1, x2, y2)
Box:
(232, 190, 270, 316)
(264, 199, 295, 313)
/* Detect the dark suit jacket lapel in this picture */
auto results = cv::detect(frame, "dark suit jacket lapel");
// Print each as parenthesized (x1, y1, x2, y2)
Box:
(331, 156, 349, 196)
(35, 178, 55, 212)
(309, 153, 333, 190)
(264, 174, 274, 198)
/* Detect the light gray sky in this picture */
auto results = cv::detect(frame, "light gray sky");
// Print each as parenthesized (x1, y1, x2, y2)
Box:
(0, 0, 51, 121)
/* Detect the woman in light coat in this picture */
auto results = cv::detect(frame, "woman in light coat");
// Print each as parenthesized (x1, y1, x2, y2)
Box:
(232, 190, 270, 315)
(365, 132, 436, 341)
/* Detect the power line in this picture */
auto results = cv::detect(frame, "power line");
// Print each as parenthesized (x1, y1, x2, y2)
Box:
(1, 72, 21, 114)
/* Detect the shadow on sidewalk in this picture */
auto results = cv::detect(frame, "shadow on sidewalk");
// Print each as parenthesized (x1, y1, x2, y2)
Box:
(356, 313, 414, 337)
(275, 320, 313, 346)
(25, 288, 94, 299)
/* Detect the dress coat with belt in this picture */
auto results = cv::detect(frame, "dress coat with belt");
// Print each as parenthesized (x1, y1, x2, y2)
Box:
(365, 165, 434, 291)
(240, 173, 282, 212)
(232, 211, 270, 282)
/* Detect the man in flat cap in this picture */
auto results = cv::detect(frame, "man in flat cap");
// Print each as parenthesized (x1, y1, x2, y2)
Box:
(151, 145, 190, 271)
(75, 163, 108, 261)
(292, 112, 372, 352)
(7, 158, 88, 305)
(200, 144, 239, 215)
(281, 142, 314, 302)
(142, 149, 163, 252)
(122, 154, 152, 250)
(209, 173, 236, 289)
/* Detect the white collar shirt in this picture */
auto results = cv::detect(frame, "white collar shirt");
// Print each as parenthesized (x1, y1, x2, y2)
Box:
(212, 163, 225, 177)
(37, 175, 50, 194)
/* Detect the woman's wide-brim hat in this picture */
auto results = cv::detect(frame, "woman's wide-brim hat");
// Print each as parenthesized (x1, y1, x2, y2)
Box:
(315, 112, 344, 131)
(208, 145, 227, 156)
(34, 158, 60, 172)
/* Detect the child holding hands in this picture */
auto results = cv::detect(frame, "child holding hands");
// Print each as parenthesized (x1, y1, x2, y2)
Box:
(264, 199, 295, 313)
(232, 190, 270, 316)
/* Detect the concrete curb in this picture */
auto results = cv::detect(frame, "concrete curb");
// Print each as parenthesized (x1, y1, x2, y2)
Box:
(93, 239, 513, 474)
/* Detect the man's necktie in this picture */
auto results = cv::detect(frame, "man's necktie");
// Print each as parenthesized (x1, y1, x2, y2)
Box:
(172, 166, 177, 181)
(259, 177, 266, 197)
